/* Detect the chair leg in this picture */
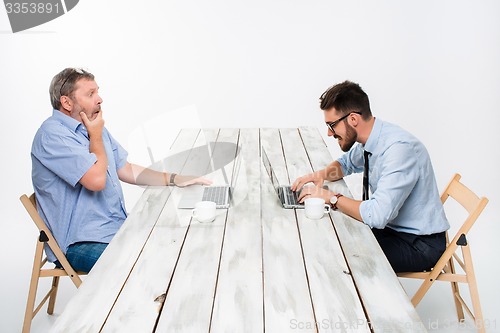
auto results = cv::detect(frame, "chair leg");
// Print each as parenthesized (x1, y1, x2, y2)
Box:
(462, 245, 485, 333)
(411, 276, 436, 306)
(446, 255, 465, 322)
(47, 276, 60, 315)
(22, 241, 44, 333)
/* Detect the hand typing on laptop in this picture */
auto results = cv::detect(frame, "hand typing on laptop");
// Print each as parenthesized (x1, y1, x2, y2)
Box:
(295, 185, 335, 204)
(291, 170, 327, 193)
(292, 172, 339, 205)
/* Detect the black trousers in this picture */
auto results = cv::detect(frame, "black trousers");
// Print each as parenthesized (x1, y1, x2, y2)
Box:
(372, 228, 446, 273)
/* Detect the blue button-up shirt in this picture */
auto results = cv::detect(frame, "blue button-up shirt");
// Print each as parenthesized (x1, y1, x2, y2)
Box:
(31, 110, 128, 262)
(337, 118, 449, 235)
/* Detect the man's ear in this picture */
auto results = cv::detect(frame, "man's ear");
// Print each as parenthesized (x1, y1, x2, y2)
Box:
(349, 112, 360, 127)
(60, 95, 73, 111)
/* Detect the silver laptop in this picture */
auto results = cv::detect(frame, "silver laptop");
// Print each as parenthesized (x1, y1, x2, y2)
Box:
(261, 148, 304, 209)
(177, 147, 241, 209)
(177, 185, 231, 209)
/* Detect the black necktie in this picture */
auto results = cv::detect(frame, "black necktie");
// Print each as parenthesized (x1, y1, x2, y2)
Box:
(363, 150, 371, 201)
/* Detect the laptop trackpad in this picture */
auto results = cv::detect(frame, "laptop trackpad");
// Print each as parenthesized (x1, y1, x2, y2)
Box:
(177, 186, 204, 209)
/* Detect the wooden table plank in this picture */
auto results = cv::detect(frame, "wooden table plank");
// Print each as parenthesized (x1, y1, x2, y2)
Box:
(260, 128, 316, 332)
(210, 128, 264, 333)
(299, 127, 427, 332)
(281, 128, 370, 333)
(155, 129, 240, 332)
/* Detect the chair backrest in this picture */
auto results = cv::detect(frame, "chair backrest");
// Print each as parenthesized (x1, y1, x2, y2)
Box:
(20, 193, 82, 283)
(440, 174, 489, 246)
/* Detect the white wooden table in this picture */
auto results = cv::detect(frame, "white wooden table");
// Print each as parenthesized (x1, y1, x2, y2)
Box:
(52, 128, 426, 333)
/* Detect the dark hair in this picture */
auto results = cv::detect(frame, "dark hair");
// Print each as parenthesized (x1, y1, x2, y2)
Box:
(49, 68, 94, 110)
(319, 80, 372, 119)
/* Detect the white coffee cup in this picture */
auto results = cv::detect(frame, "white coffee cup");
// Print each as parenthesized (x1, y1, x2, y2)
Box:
(192, 201, 216, 223)
(304, 197, 331, 219)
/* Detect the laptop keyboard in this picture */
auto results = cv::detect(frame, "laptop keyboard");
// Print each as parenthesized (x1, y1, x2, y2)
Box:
(284, 186, 301, 206)
(202, 186, 229, 205)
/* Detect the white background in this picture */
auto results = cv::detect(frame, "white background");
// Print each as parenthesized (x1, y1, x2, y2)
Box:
(1, 0, 499, 332)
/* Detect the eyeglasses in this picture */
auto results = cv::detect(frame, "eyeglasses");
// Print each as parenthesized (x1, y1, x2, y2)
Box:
(326, 111, 362, 134)
(59, 68, 85, 97)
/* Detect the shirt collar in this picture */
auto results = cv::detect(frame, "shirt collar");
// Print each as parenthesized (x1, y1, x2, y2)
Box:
(363, 117, 382, 153)
(52, 109, 83, 133)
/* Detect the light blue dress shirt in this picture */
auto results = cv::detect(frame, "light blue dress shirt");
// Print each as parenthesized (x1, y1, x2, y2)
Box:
(31, 110, 128, 262)
(337, 118, 449, 235)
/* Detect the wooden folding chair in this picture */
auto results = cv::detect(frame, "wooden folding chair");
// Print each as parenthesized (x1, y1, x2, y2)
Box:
(397, 174, 488, 333)
(20, 193, 87, 333)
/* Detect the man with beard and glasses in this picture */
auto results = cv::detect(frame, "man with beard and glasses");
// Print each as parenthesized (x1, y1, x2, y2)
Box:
(291, 80, 449, 273)
(31, 68, 211, 273)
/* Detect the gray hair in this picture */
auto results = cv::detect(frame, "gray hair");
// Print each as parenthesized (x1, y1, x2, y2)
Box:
(49, 68, 94, 110)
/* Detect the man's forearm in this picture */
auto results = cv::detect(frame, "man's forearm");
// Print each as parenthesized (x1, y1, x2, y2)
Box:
(79, 134, 108, 191)
(323, 161, 344, 182)
(136, 168, 172, 186)
(119, 163, 173, 186)
(89, 135, 108, 177)
(336, 196, 363, 222)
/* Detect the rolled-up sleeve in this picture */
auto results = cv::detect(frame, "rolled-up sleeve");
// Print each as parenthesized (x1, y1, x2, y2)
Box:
(337, 144, 364, 177)
(359, 142, 419, 229)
